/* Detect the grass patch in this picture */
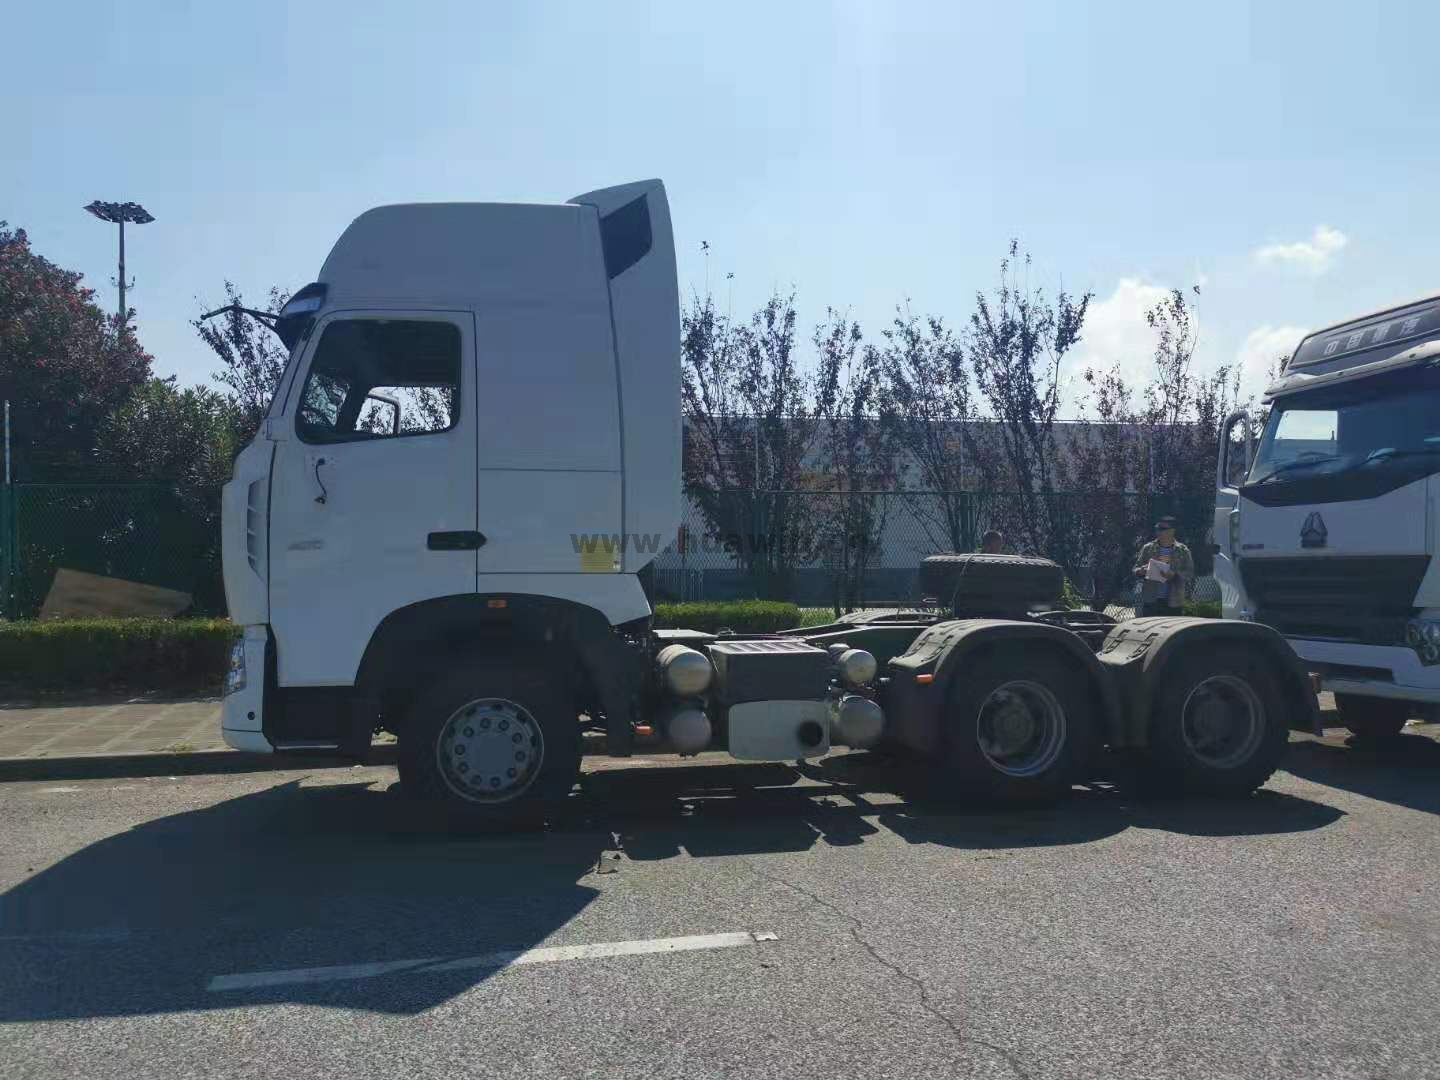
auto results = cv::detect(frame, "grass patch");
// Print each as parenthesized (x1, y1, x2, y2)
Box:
(1182, 599, 1221, 618)
(653, 601, 801, 634)
(0, 618, 238, 692)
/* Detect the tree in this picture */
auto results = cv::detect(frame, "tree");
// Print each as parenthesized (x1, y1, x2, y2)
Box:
(0, 222, 152, 479)
(91, 378, 241, 611)
(967, 241, 1093, 563)
(95, 378, 239, 490)
(682, 290, 826, 598)
(194, 282, 290, 443)
(1065, 287, 1241, 600)
(813, 310, 896, 612)
(874, 308, 988, 553)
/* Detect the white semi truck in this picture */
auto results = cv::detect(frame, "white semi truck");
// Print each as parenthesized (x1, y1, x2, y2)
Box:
(1216, 295, 1440, 739)
(219, 179, 1316, 824)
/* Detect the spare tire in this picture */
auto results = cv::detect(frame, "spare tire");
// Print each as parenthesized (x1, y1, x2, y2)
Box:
(919, 553, 1064, 610)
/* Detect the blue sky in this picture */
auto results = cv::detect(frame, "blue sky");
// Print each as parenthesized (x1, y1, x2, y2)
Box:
(5, 0, 1438, 409)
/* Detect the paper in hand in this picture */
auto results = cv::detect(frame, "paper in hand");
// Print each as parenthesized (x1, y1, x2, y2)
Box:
(1145, 559, 1171, 583)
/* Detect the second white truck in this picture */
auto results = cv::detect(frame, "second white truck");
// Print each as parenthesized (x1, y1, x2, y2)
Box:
(219, 179, 1316, 825)
(1216, 294, 1440, 738)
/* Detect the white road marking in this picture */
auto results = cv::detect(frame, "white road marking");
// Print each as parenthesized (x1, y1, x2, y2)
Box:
(39, 786, 82, 793)
(208, 930, 776, 991)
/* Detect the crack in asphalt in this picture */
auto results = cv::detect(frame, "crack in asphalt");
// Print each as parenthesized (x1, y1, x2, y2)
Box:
(743, 857, 1033, 1080)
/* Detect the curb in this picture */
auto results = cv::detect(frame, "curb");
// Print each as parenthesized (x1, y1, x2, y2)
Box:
(0, 745, 399, 783)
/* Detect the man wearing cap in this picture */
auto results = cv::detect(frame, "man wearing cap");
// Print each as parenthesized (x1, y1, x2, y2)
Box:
(1132, 517, 1194, 617)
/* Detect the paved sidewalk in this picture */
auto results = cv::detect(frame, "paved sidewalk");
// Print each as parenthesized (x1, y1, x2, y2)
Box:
(0, 697, 224, 759)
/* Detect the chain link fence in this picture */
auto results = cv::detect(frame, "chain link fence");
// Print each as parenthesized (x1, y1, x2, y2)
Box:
(0, 482, 1214, 620)
(0, 484, 224, 620)
(655, 489, 1216, 608)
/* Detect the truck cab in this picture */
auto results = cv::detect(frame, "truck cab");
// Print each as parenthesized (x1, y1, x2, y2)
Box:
(221, 180, 680, 757)
(1215, 294, 1440, 737)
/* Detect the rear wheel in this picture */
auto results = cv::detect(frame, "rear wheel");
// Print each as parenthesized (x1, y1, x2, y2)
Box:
(397, 657, 581, 827)
(938, 648, 1095, 803)
(1334, 694, 1410, 740)
(1141, 645, 1288, 796)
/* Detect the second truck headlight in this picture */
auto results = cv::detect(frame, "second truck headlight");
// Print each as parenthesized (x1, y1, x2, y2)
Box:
(1406, 618, 1440, 665)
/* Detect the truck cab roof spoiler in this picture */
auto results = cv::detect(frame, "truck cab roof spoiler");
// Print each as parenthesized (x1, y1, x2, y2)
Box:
(1265, 338, 1440, 401)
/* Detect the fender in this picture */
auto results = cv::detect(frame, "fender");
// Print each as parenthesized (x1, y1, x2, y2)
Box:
(353, 593, 645, 754)
(884, 619, 1123, 754)
(1095, 616, 1321, 745)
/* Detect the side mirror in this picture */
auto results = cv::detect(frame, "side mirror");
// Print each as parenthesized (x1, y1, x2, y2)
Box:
(1217, 409, 1252, 491)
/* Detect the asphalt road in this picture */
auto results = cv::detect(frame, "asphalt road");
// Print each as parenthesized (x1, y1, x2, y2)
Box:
(4, 731, 1440, 1080)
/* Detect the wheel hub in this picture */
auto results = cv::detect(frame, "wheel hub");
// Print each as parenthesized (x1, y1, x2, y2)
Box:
(976, 680, 1066, 778)
(436, 698, 544, 803)
(1181, 675, 1264, 769)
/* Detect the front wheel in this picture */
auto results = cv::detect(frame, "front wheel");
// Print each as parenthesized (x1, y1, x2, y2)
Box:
(1141, 645, 1289, 796)
(1334, 694, 1410, 740)
(938, 649, 1096, 803)
(397, 657, 581, 828)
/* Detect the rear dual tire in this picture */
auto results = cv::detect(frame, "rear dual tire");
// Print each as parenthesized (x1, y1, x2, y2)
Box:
(936, 649, 1095, 803)
(1138, 645, 1289, 796)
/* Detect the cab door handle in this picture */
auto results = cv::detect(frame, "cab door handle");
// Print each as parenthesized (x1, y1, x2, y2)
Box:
(427, 531, 487, 551)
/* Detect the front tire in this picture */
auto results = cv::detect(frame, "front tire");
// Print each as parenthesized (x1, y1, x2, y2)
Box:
(938, 648, 1095, 803)
(1334, 694, 1410, 740)
(1141, 644, 1288, 796)
(397, 657, 581, 827)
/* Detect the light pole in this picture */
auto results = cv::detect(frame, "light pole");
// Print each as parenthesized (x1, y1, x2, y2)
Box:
(83, 200, 154, 326)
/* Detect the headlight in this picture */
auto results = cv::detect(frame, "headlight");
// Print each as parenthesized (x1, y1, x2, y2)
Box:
(1406, 618, 1440, 665)
(224, 639, 247, 695)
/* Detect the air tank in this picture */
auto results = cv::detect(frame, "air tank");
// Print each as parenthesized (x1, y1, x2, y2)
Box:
(656, 644, 713, 696)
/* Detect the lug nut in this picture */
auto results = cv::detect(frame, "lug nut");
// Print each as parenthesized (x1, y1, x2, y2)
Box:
(455, 745, 465, 755)
(512, 733, 522, 743)
(498, 719, 509, 731)
(490, 777, 501, 788)
(515, 751, 526, 762)
(458, 762, 469, 773)
(480, 718, 490, 729)
(464, 727, 474, 737)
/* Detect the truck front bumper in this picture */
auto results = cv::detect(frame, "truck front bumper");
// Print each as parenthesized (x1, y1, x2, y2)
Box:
(221, 625, 273, 753)
(1288, 638, 1440, 705)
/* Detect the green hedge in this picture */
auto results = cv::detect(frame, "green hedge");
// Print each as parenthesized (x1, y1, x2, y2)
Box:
(652, 601, 801, 634)
(0, 618, 239, 692)
(1182, 599, 1221, 618)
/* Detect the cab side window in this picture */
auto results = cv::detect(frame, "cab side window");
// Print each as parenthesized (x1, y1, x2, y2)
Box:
(296, 319, 460, 443)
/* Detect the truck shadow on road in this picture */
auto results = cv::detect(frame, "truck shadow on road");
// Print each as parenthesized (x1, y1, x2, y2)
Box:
(0, 755, 1341, 1024)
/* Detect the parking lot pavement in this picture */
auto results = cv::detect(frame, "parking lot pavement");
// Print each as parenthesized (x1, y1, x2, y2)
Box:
(4, 730, 1440, 1080)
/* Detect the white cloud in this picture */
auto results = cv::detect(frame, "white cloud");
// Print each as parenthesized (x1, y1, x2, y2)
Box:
(1235, 324, 1306, 397)
(1253, 225, 1348, 275)
(1067, 277, 1173, 409)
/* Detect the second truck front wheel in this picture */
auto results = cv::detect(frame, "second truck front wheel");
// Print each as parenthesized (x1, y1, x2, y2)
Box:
(1334, 693, 1410, 740)
(397, 658, 581, 827)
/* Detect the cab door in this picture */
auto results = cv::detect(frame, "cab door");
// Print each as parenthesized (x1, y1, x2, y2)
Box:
(267, 310, 478, 686)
